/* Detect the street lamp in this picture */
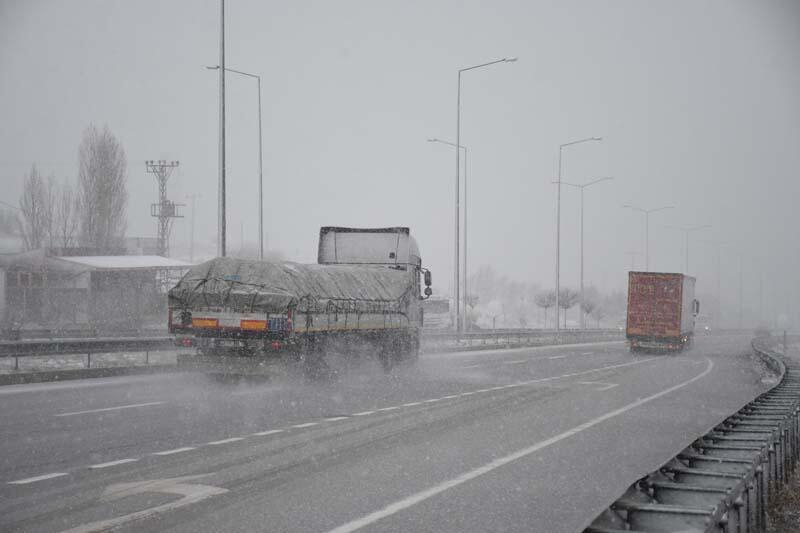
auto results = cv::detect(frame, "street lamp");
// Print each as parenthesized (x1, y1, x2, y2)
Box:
(560, 176, 614, 328)
(428, 138, 468, 329)
(207, 65, 264, 260)
(664, 224, 711, 274)
(622, 204, 675, 271)
(703, 239, 730, 328)
(555, 136, 602, 332)
(185, 193, 201, 263)
(454, 56, 516, 333)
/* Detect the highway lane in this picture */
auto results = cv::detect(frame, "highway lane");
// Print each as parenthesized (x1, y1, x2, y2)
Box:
(0, 335, 770, 532)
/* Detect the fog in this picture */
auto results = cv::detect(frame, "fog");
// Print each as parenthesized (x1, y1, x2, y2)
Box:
(1, 0, 799, 328)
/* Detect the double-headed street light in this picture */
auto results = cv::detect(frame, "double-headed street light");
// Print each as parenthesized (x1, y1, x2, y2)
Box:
(664, 224, 711, 275)
(428, 138, 468, 330)
(560, 176, 614, 328)
(453, 56, 517, 333)
(703, 239, 730, 328)
(622, 204, 675, 271)
(555, 137, 602, 332)
(207, 65, 264, 260)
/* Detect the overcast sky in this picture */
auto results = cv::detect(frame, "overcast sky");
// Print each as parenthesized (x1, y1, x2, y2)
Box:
(1, 1, 799, 326)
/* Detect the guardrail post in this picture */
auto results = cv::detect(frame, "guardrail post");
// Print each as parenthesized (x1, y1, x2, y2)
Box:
(87, 352, 91, 369)
(14, 356, 19, 371)
(146, 350, 150, 365)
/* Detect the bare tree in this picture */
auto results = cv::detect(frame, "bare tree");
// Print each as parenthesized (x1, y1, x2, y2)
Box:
(17, 165, 48, 250)
(534, 290, 556, 328)
(558, 288, 580, 328)
(590, 305, 607, 328)
(580, 286, 600, 328)
(465, 294, 479, 330)
(54, 179, 79, 249)
(77, 124, 128, 251)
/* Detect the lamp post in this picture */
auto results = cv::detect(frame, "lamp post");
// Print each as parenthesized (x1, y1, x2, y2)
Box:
(185, 193, 201, 263)
(622, 204, 675, 271)
(561, 176, 613, 328)
(428, 138, 468, 329)
(217, 0, 226, 257)
(664, 224, 711, 274)
(555, 137, 602, 332)
(703, 239, 730, 328)
(207, 65, 264, 260)
(454, 56, 517, 333)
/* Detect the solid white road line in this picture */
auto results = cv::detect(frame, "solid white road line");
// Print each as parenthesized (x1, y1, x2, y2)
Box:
(206, 437, 245, 446)
(324, 417, 350, 422)
(324, 357, 714, 533)
(152, 447, 196, 456)
(548, 355, 568, 360)
(352, 411, 375, 416)
(8, 472, 68, 484)
(89, 458, 139, 469)
(55, 401, 165, 417)
(252, 429, 285, 436)
(291, 422, 319, 429)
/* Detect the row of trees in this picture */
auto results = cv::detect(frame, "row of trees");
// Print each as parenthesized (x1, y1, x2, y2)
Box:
(17, 125, 128, 252)
(466, 265, 626, 329)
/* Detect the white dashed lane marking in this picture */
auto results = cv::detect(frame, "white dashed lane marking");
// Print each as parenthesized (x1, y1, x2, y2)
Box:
(89, 458, 139, 469)
(152, 447, 196, 456)
(7, 357, 656, 487)
(55, 401, 166, 417)
(207, 437, 245, 446)
(503, 360, 527, 365)
(252, 429, 285, 436)
(8, 472, 68, 484)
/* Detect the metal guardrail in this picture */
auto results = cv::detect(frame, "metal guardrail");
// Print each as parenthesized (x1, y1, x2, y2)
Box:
(584, 335, 799, 533)
(0, 328, 624, 371)
(422, 328, 624, 351)
(0, 337, 175, 371)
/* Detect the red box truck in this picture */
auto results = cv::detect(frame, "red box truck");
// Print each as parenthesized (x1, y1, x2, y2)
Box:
(626, 272, 699, 352)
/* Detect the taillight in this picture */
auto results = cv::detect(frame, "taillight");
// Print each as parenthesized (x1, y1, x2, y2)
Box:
(182, 338, 193, 347)
(271, 341, 281, 350)
(241, 319, 267, 331)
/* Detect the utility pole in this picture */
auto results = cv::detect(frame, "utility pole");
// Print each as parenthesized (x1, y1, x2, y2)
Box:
(145, 160, 182, 257)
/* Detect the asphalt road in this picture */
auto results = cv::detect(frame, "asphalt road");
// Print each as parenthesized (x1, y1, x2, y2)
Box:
(0, 335, 769, 533)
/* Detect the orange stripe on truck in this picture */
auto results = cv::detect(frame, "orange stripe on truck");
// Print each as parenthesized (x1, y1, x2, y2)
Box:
(192, 318, 219, 328)
(240, 319, 267, 331)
